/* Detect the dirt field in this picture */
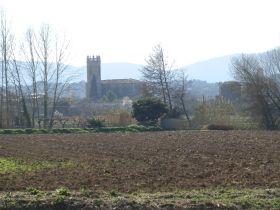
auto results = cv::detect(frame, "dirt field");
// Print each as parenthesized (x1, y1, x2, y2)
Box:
(0, 130, 280, 192)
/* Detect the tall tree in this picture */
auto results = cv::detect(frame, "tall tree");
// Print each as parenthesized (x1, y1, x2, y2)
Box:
(36, 24, 51, 128)
(48, 35, 70, 129)
(141, 44, 173, 110)
(21, 28, 40, 127)
(0, 9, 13, 128)
(33, 24, 71, 129)
(10, 57, 31, 127)
(232, 50, 280, 129)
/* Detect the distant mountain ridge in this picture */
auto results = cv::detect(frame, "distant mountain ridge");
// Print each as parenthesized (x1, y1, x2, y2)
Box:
(185, 55, 237, 82)
(66, 63, 143, 82)
(67, 54, 237, 83)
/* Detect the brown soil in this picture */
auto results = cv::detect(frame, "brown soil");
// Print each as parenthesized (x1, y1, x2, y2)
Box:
(0, 130, 280, 192)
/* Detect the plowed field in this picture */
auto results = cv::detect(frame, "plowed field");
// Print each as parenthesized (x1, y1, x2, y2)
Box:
(0, 131, 280, 192)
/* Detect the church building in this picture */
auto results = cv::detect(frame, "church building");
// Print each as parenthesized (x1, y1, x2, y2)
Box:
(86, 55, 143, 100)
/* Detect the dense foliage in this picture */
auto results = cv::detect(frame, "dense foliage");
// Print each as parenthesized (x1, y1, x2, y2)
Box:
(132, 97, 168, 124)
(86, 117, 105, 128)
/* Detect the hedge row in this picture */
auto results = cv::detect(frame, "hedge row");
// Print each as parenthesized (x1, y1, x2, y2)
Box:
(0, 125, 162, 135)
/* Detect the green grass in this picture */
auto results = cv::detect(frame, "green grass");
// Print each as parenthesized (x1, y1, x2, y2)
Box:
(0, 158, 76, 174)
(25, 187, 42, 196)
(132, 188, 280, 209)
(0, 188, 279, 209)
(56, 187, 71, 197)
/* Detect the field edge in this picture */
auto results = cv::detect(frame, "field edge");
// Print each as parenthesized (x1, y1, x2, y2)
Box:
(0, 188, 280, 210)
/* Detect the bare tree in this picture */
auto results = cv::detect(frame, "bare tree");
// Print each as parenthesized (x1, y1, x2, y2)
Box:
(0, 11, 71, 129)
(173, 70, 191, 125)
(10, 57, 31, 127)
(0, 9, 14, 128)
(35, 24, 52, 128)
(48, 35, 70, 129)
(232, 51, 280, 129)
(33, 24, 71, 129)
(21, 28, 40, 127)
(141, 44, 173, 110)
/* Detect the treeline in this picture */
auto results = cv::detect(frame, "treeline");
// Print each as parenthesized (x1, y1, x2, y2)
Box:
(141, 44, 280, 130)
(232, 49, 280, 130)
(0, 10, 70, 129)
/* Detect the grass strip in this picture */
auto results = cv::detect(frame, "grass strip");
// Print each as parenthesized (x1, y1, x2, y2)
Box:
(0, 125, 163, 135)
(0, 188, 279, 209)
(0, 158, 76, 174)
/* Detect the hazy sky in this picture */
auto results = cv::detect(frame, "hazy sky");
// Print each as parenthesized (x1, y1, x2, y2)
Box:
(1, 0, 280, 67)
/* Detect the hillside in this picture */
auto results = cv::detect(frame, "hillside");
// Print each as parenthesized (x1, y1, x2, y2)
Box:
(185, 55, 236, 82)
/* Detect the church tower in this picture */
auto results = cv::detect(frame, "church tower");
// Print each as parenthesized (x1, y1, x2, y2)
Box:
(86, 55, 102, 100)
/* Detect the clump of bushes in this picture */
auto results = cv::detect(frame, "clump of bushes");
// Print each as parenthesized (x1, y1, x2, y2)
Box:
(86, 117, 105, 128)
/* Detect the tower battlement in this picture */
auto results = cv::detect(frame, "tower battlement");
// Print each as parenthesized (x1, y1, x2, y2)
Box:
(87, 55, 101, 63)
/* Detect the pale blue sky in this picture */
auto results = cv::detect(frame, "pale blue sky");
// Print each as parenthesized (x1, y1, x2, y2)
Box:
(1, 0, 280, 67)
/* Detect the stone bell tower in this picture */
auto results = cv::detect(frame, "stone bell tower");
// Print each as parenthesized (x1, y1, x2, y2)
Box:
(86, 55, 102, 100)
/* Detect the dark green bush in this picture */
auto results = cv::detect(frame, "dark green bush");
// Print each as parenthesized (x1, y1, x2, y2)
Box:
(132, 97, 168, 124)
(202, 124, 234, 130)
(39, 129, 49, 134)
(25, 128, 33, 134)
(14, 129, 26, 134)
(3, 129, 14, 134)
(52, 129, 62, 133)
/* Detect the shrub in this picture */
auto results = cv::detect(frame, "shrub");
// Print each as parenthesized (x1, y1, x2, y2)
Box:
(132, 97, 168, 125)
(94, 199, 103, 207)
(118, 110, 132, 126)
(56, 187, 71, 196)
(18, 129, 26, 134)
(38, 129, 49, 134)
(109, 190, 118, 197)
(52, 129, 63, 133)
(87, 117, 105, 128)
(25, 128, 34, 134)
(127, 124, 146, 131)
(26, 187, 41, 195)
(3, 129, 14, 134)
(202, 124, 234, 130)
